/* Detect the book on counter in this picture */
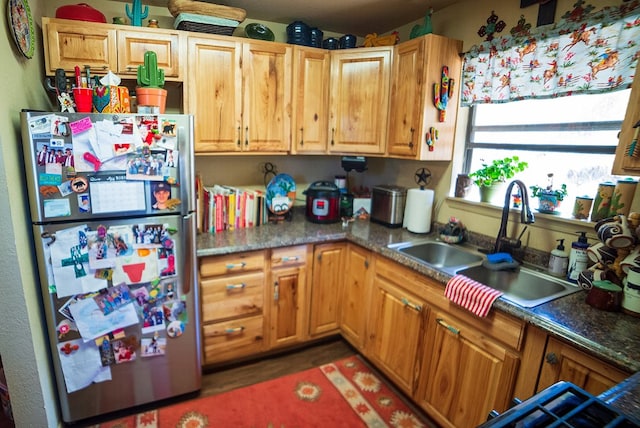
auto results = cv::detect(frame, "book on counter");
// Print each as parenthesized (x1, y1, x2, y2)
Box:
(196, 180, 266, 234)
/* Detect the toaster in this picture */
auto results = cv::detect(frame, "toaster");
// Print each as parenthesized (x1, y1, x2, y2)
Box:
(370, 185, 407, 227)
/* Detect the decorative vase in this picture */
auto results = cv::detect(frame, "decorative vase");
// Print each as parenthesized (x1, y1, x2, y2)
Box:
(135, 87, 167, 113)
(537, 193, 561, 213)
(478, 182, 505, 204)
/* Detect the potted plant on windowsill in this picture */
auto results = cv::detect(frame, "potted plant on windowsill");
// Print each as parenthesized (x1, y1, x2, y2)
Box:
(469, 156, 528, 203)
(136, 50, 166, 113)
(530, 173, 568, 214)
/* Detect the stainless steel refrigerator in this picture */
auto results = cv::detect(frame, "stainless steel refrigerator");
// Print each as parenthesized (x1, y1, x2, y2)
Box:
(20, 111, 201, 423)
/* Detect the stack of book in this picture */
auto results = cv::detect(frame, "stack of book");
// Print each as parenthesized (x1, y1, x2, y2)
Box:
(196, 176, 267, 234)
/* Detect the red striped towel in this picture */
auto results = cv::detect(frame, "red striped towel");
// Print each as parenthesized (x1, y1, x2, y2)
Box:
(445, 274, 503, 317)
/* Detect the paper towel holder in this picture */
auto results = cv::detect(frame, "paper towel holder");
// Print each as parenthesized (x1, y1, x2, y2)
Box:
(414, 168, 432, 189)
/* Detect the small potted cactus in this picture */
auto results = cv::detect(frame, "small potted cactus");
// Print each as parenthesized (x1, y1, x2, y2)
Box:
(136, 51, 167, 113)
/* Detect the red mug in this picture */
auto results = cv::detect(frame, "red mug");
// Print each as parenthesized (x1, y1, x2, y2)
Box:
(73, 88, 93, 113)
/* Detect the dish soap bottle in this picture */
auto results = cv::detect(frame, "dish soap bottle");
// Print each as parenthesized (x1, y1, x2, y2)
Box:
(548, 239, 568, 277)
(567, 232, 589, 283)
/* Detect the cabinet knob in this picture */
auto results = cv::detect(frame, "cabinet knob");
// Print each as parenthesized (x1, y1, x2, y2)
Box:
(545, 352, 559, 365)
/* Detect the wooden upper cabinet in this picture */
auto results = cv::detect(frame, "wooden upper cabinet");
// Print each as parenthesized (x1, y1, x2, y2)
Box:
(242, 41, 292, 153)
(187, 36, 243, 153)
(387, 34, 463, 160)
(44, 17, 117, 75)
(328, 47, 392, 155)
(187, 36, 292, 153)
(613, 57, 640, 175)
(291, 46, 330, 154)
(117, 29, 182, 78)
(42, 18, 182, 80)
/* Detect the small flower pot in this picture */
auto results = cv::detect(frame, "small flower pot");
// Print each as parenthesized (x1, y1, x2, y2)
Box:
(136, 87, 167, 113)
(537, 193, 561, 213)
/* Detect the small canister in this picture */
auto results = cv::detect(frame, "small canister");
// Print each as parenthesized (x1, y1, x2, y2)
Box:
(590, 182, 616, 222)
(610, 178, 638, 217)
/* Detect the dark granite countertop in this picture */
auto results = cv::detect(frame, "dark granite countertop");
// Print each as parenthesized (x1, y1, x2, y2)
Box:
(196, 211, 640, 416)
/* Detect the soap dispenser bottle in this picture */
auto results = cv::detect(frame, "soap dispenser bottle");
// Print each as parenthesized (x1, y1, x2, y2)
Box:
(567, 232, 589, 282)
(548, 239, 569, 277)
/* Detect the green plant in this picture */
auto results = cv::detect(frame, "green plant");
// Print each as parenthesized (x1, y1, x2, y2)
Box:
(469, 156, 528, 187)
(137, 51, 165, 88)
(530, 173, 568, 201)
(530, 183, 568, 201)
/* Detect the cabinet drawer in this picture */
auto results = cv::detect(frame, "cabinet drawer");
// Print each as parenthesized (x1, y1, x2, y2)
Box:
(202, 315, 265, 365)
(271, 245, 307, 268)
(200, 251, 265, 277)
(201, 272, 264, 323)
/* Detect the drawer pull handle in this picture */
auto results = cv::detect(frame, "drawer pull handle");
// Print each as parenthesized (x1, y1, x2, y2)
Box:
(436, 318, 460, 336)
(274, 281, 279, 301)
(276, 256, 299, 263)
(226, 283, 246, 291)
(401, 297, 422, 312)
(225, 326, 245, 335)
(545, 352, 558, 365)
(226, 262, 246, 270)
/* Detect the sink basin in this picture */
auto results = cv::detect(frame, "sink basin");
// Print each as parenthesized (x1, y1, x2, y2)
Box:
(456, 265, 581, 308)
(390, 241, 484, 272)
(387, 239, 581, 308)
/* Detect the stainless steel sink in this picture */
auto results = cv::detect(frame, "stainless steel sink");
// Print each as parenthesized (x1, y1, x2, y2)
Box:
(387, 239, 580, 308)
(456, 265, 580, 308)
(389, 241, 484, 273)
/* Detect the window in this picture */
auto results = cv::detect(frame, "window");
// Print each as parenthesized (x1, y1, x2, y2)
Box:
(463, 89, 631, 215)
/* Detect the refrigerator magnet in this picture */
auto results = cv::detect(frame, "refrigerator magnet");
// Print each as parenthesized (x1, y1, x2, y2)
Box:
(166, 320, 184, 338)
(71, 177, 88, 193)
(78, 194, 90, 213)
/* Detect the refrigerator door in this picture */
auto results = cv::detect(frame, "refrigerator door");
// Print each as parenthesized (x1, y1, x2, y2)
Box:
(32, 215, 200, 423)
(21, 112, 195, 223)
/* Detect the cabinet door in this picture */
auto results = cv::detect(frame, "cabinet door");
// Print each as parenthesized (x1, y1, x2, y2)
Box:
(44, 19, 117, 75)
(308, 243, 345, 337)
(387, 35, 463, 161)
(367, 273, 425, 395)
(328, 47, 392, 154)
(417, 310, 520, 428)
(537, 337, 628, 395)
(613, 57, 640, 175)
(291, 46, 330, 154)
(187, 36, 243, 153)
(339, 244, 372, 349)
(117, 29, 181, 78)
(269, 265, 307, 348)
(243, 41, 292, 152)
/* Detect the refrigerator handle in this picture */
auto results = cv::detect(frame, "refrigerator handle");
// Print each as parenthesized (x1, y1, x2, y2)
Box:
(182, 213, 197, 295)
(178, 117, 196, 215)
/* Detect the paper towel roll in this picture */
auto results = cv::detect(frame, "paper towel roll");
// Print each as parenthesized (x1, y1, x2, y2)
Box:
(403, 188, 434, 233)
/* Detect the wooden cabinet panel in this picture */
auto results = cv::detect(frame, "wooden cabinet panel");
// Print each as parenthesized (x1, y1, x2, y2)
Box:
(291, 46, 330, 154)
(271, 245, 308, 268)
(187, 36, 243, 153)
(328, 47, 392, 154)
(44, 19, 117, 74)
(339, 244, 372, 349)
(613, 58, 640, 175)
(200, 271, 264, 322)
(537, 337, 628, 396)
(202, 315, 265, 364)
(387, 35, 463, 160)
(367, 272, 426, 395)
(309, 243, 345, 337)
(269, 266, 306, 348)
(417, 310, 519, 428)
(117, 30, 181, 77)
(199, 251, 265, 277)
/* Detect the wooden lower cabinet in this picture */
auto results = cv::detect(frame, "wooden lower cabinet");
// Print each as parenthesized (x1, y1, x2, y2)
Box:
(268, 245, 310, 348)
(339, 244, 372, 349)
(537, 336, 628, 396)
(366, 259, 427, 395)
(416, 310, 520, 428)
(308, 243, 345, 337)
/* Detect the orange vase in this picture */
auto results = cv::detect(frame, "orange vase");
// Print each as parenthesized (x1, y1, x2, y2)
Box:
(135, 87, 167, 113)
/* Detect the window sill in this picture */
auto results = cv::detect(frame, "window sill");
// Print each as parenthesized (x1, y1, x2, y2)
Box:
(444, 196, 596, 235)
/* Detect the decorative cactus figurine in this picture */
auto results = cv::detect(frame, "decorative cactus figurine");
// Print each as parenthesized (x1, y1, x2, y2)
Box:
(126, 0, 149, 27)
(137, 51, 165, 88)
(433, 66, 454, 122)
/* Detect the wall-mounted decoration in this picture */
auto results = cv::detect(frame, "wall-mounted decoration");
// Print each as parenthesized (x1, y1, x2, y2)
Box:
(521, 0, 558, 26)
(477, 11, 506, 42)
(562, 0, 596, 22)
(7, 0, 35, 59)
(510, 15, 532, 37)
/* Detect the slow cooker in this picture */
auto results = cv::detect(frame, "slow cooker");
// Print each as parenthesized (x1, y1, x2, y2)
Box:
(304, 181, 340, 224)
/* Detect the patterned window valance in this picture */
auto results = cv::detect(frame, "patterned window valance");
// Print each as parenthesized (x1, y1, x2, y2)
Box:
(461, 1, 640, 106)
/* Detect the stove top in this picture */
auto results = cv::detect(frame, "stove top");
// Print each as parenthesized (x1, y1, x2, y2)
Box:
(479, 381, 640, 427)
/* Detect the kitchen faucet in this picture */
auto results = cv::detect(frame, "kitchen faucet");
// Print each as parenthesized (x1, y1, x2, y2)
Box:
(493, 180, 535, 255)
